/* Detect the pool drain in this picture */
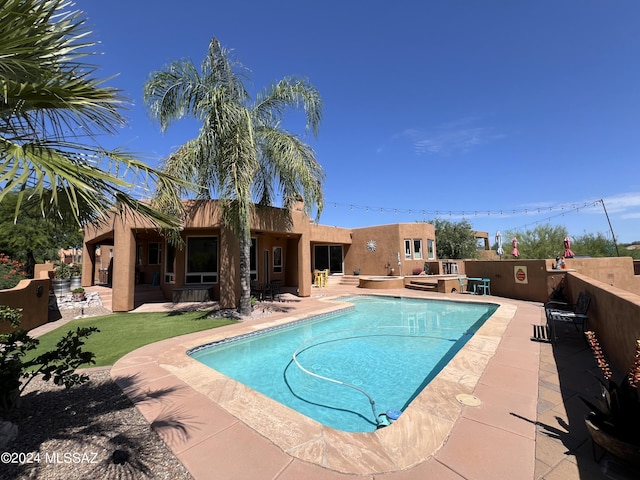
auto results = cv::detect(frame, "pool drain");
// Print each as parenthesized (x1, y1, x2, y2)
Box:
(455, 393, 481, 406)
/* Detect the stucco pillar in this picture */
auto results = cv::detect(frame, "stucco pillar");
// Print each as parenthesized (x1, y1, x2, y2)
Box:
(298, 232, 312, 297)
(81, 242, 95, 288)
(112, 223, 136, 312)
(219, 226, 239, 309)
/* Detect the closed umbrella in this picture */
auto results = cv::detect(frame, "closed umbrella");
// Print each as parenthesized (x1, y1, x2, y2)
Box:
(511, 236, 520, 258)
(563, 236, 575, 258)
(495, 231, 504, 259)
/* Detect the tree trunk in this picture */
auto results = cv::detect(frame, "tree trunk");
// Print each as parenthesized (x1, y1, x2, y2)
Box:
(237, 215, 252, 317)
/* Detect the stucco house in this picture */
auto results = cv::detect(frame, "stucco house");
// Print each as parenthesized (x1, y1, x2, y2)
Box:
(81, 200, 436, 311)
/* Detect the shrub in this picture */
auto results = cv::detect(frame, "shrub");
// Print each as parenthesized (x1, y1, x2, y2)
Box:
(0, 305, 99, 414)
(0, 254, 27, 290)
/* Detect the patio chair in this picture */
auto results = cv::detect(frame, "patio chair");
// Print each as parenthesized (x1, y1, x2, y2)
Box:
(250, 280, 266, 301)
(319, 269, 329, 287)
(545, 291, 591, 341)
(269, 280, 282, 301)
(475, 278, 491, 296)
(457, 276, 470, 294)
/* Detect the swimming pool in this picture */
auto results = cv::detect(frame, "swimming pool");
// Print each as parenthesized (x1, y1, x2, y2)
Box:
(189, 295, 497, 432)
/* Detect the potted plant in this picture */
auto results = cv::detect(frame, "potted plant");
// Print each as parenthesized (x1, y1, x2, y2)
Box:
(52, 263, 72, 296)
(582, 331, 640, 465)
(353, 269, 360, 276)
(71, 287, 86, 302)
(70, 263, 82, 289)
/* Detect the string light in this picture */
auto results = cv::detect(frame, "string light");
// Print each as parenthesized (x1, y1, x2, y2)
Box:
(324, 199, 598, 218)
(322, 199, 602, 232)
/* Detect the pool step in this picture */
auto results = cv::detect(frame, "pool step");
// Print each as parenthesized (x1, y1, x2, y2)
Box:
(339, 275, 360, 286)
(405, 280, 438, 292)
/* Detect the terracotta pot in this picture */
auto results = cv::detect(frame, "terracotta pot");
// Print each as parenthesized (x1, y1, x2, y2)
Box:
(585, 413, 640, 465)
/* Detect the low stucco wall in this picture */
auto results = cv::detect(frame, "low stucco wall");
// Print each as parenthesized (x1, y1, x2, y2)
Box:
(563, 256, 639, 295)
(565, 272, 640, 376)
(0, 278, 51, 334)
(464, 257, 640, 304)
(464, 259, 551, 303)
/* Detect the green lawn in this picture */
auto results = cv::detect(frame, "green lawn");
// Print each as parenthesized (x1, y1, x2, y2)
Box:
(30, 311, 237, 367)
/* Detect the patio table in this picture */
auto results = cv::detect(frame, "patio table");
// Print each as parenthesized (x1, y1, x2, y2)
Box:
(467, 277, 491, 295)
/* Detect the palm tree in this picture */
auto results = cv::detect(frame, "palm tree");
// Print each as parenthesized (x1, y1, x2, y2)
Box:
(144, 37, 324, 315)
(0, 0, 186, 227)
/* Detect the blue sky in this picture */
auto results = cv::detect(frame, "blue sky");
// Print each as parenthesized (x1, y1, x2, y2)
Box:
(77, 0, 640, 244)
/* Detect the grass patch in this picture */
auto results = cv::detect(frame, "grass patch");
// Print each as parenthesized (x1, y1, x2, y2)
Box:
(29, 311, 237, 367)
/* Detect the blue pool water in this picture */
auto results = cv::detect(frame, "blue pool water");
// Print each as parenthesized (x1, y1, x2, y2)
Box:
(189, 296, 497, 432)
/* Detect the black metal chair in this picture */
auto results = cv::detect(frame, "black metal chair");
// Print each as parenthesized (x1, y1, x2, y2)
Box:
(545, 291, 591, 341)
(250, 280, 266, 301)
(269, 280, 282, 301)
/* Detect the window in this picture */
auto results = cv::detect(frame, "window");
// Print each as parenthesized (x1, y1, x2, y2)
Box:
(413, 239, 423, 260)
(148, 242, 161, 265)
(186, 236, 218, 284)
(404, 239, 412, 259)
(427, 239, 435, 259)
(273, 246, 282, 273)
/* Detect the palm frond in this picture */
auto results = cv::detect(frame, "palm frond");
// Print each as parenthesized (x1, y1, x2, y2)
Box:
(257, 127, 324, 219)
(253, 77, 323, 136)
(0, 0, 193, 228)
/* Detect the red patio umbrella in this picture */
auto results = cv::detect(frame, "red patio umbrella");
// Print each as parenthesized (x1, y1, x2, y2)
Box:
(563, 236, 575, 258)
(511, 237, 519, 258)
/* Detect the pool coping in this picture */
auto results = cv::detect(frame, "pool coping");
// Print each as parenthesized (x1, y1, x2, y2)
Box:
(111, 291, 520, 476)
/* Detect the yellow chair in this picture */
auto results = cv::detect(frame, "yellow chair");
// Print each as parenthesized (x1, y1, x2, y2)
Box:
(314, 269, 322, 287)
(321, 269, 329, 287)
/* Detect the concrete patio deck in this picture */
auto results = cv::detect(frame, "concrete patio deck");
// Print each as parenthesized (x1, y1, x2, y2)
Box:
(42, 283, 638, 479)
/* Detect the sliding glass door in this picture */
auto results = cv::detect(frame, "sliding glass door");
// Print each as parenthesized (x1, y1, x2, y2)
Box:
(313, 245, 343, 274)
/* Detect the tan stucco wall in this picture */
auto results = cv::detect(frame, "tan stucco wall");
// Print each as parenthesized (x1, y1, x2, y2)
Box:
(346, 223, 435, 276)
(34, 263, 55, 281)
(0, 279, 51, 334)
(565, 272, 640, 376)
(562, 256, 639, 295)
(464, 260, 551, 303)
(463, 257, 640, 304)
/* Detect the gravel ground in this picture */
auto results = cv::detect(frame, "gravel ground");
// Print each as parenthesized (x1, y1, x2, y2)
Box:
(2, 369, 193, 480)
